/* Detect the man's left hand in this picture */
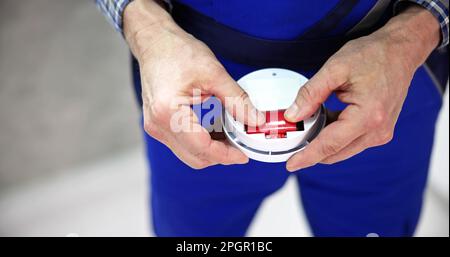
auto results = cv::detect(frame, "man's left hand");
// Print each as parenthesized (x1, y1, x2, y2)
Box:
(285, 5, 441, 171)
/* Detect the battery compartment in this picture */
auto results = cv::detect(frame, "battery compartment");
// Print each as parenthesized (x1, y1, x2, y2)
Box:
(245, 110, 304, 139)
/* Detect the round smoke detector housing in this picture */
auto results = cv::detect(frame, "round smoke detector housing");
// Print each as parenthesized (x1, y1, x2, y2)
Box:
(222, 68, 326, 163)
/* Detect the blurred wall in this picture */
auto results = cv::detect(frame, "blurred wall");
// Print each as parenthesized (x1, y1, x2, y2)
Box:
(429, 90, 449, 200)
(0, 0, 141, 189)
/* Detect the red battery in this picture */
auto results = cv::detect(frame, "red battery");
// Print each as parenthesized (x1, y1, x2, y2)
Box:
(246, 110, 303, 139)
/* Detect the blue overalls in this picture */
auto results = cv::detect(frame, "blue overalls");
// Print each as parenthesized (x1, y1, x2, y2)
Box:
(132, 0, 445, 236)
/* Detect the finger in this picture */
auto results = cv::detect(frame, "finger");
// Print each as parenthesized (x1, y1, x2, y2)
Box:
(167, 136, 218, 169)
(286, 105, 366, 171)
(170, 138, 248, 168)
(144, 122, 216, 169)
(284, 65, 347, 122)
(172, 105, 249, 165)
(176, 126, 249, 166)
(320, 134, 370, 164)
(144, 111, 216, 169)
(208, 139, 250, 165)
(209, 70, 265, 127)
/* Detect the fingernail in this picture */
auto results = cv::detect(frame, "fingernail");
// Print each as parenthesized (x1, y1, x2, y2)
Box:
(284, 104, 299, 121)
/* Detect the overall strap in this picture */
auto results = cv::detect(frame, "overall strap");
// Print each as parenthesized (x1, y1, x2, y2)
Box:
(299, 0, 360, 39)
(171, 1, 393, 70)
(347, 0, 393, 34)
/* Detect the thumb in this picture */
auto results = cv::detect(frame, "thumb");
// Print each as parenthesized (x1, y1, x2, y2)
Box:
(284, 69, 336, 122)
(211, 72, 265, 127)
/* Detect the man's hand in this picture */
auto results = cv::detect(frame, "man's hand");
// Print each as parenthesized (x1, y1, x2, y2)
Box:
(285, 6, 441, 171)
(123, 0, 264, 169)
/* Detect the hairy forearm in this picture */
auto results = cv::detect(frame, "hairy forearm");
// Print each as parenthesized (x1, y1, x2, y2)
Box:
(123, 0, 180, 60)
(373, 5, 441, 73)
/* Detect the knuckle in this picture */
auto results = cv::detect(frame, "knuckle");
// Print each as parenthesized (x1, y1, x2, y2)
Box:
(149, 100, 169, 123)
(189, 160, 209, 170)
(238, 90, 250, 103)
(298, 85, 315, 104)
(143, 121, 155, 134)
(189, 163, 202, 170)
(375, 131, 394, 145)
(368, 105, 387, 128)
(143, 120, 162, 139)
(320, 142, 341, 156)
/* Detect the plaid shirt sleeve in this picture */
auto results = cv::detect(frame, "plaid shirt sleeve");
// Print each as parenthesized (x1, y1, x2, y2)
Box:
(396, 0, 449, 47)
(95, 0, 132, 34)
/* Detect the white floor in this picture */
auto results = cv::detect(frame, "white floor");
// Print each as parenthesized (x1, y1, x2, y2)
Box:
(0, 93, 448, 237)
(0, 147, 447, 237)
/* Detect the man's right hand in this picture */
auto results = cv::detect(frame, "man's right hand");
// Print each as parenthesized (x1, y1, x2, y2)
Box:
(123, 0, 264, 169)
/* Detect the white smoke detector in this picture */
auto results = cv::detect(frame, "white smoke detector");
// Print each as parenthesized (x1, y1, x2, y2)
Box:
(222, 68, 326, 163)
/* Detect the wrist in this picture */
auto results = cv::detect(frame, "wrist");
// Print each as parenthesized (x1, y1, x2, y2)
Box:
(376, 5, 440, 72)
(123, 0, 176, 59)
